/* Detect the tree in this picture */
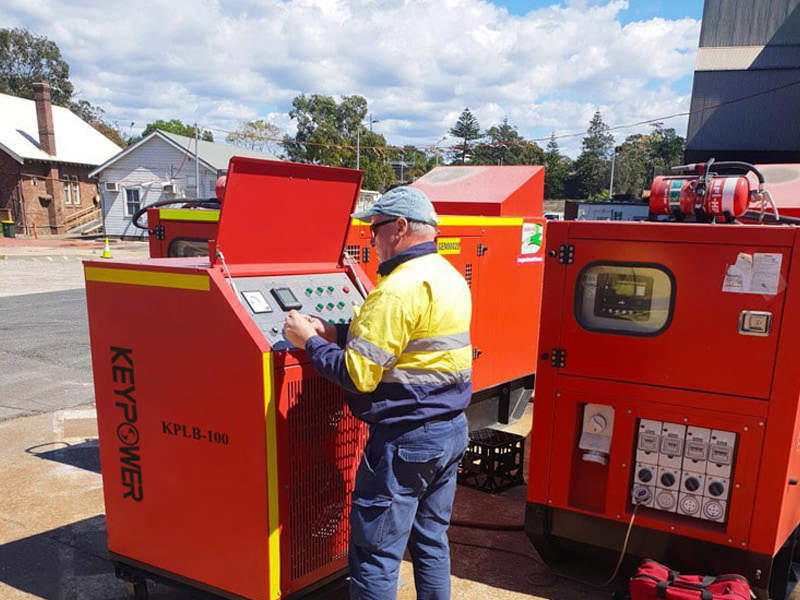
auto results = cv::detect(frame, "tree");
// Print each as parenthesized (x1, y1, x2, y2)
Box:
(543, 134, 571, 200)
(610, 125, 685, 198)
(574, 111, 614, 199)
(283, 93, 394, 190)
(0, 28, 73, 105)
(139, 119, 213, 142)
(472, 118, 545, 166)
(449, 108, 481, 165)
(226, 119, 282, 155)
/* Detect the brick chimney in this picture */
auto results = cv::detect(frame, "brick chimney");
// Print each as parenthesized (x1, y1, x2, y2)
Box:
(32, 80, 57, 156)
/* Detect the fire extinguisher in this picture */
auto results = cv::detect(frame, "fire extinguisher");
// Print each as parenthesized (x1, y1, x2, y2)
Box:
(649, 159, 776, 223)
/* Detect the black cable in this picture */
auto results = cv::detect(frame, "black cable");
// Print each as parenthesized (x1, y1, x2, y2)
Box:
(130, 198, 220, 230)
(450, 519, 524, 531)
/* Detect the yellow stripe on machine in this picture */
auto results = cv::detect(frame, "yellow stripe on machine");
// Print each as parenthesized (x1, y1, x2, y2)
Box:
(438, 216, 523, 227)
(159, 209, 220, 222)
(85, 267, 210, 291)
(350, 216, 523, 227)
(263, 353, 281, 599)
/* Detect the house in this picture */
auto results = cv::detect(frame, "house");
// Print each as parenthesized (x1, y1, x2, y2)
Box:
(0, 82, 122, 235)
(685, 0, 800, 163)
(89, 131, 279, 238)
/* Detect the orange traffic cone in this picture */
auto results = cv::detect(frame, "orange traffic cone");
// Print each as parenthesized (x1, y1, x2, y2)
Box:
(101, 237, 113, 259)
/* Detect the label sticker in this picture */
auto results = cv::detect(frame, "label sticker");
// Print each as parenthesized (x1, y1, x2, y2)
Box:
(437, 238, 461, 255)
(521, 222, 543, 255)
(723, 252, 783, 295)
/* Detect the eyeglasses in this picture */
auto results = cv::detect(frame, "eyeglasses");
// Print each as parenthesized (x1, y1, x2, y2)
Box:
(370, 218, 399, 237)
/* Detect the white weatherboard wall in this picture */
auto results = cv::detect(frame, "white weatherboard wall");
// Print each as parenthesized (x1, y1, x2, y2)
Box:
(99, 136, 217, 238)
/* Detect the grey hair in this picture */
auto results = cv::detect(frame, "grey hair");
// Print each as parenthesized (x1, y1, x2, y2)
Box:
(407, 220, 437, 236)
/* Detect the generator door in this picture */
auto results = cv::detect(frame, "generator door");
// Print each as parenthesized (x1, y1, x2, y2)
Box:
(558, 239, 789, 399)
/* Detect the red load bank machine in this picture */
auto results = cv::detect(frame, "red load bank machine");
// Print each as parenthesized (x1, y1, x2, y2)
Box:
(528, 162, 800, 599)
(85, 159, 371, 599)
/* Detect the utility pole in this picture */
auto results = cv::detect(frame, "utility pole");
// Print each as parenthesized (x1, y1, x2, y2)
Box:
(609, 146, 616, 198)
(194, 123, 200, 199)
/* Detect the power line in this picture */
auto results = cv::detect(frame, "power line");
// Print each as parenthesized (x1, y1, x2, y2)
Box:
(157, 77, 800, 155)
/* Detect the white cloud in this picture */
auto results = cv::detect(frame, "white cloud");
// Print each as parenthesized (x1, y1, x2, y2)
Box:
(2, 0, 700, 157)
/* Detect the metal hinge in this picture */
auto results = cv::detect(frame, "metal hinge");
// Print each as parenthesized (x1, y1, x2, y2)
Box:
(551, 348, 566, 368)
(477, 243, 488, 257)
(558, 244, 574, 264)
(362, 247, 370, 263)
(149, 224, 165, 241)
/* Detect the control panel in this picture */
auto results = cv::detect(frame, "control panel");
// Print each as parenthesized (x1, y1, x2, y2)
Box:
(234, 273, 364, 351)
(632, 419, 737, 523)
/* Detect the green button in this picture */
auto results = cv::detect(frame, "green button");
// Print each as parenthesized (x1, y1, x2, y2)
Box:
(316, 287, 324, 294)
(339, 318, 347, 324)
(316, 303, 324, 311)
(327, 302, 335, 310)
(305, 287, 313, 295)
(327, 286, 335, 293)
(337, 301, 345, 308)
(328, 319, 336, 324)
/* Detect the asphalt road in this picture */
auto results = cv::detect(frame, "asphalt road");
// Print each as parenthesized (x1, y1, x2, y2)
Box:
(0, 288, 94, 422)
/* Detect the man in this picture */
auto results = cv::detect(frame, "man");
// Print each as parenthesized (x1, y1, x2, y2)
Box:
(283, 186, 472, 600)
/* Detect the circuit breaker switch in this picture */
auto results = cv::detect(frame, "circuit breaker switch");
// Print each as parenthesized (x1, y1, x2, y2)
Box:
(579, 404, 615, 466)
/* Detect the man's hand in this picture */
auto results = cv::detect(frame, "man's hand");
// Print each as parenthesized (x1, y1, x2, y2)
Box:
(305, 314, 337, 343)
(283, 310, 321, 349)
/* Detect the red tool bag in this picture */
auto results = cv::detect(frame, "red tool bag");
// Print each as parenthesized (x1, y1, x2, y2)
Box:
(630, 559, 752, 600)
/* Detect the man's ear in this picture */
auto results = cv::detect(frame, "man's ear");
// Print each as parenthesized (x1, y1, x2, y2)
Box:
(396, 216, 409, 235)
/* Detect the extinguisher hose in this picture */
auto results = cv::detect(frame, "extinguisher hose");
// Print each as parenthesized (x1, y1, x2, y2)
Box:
(131, 198, 221, 230)
(709, 161, 765, 185)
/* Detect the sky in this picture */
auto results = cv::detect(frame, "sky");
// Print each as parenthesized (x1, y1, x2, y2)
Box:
(1, 0, 703, 158)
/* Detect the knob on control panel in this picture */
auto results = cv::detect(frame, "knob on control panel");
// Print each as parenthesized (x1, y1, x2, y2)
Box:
(709, 481, 726, 497)
(660, 472, 676, 487)
(638, 468, 653, 483)
(685, 476, 700, 492)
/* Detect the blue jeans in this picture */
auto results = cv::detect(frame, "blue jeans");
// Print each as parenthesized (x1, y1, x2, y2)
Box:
(348, 413, 469, 600)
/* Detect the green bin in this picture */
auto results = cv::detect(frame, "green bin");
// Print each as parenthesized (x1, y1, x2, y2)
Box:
(1, 221, 15, 238)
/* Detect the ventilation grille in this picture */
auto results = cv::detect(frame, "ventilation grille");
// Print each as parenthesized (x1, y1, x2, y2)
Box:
(345, 244, 361, 263)
(287, 374, 367, 582)
(465, 264, 473, 288)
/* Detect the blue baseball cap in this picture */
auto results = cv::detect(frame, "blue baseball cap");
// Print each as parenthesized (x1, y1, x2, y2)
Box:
(351, 186, 440, 226)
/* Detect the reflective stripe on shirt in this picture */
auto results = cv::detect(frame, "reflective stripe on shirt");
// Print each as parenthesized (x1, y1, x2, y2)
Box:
(404, 331, 471, 353)
(381, 367, 472, 386)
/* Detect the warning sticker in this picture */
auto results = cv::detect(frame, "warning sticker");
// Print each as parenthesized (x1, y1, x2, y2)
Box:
(521, 222, 543, 255)
(722, 252, 783, 295)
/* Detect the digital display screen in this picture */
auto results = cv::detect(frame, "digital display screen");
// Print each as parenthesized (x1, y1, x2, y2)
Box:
(270, 287, 302, 311)
(613, 279, 636, 297)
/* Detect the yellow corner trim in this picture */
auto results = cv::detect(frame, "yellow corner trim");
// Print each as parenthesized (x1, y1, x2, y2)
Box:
(350, 216, 523, 227)
(438, 216, 523, 227)
(159, 209, 220, 222)
(263, 353, 281, 599)
(85, 267, 210, 291)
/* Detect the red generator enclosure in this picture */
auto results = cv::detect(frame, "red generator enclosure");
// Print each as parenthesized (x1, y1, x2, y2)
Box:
(527, 220, 800, 600)
(147, 164, 547, 429)
(85, 159, 372, 599)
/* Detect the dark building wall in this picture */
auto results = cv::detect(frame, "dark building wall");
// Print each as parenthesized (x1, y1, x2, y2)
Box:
(700, 0, 800, 47)
(685, 0, 800, 163)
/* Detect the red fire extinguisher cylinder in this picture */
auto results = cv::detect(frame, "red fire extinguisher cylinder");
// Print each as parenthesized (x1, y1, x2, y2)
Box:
(650, 176, 751, 219)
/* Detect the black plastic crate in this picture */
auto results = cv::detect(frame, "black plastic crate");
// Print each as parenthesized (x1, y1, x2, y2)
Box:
(457, 428, 525, 493)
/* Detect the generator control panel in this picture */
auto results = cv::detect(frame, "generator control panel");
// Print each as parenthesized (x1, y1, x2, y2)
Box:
(632, 419, 737, 523)
(234, 272, 364, 351)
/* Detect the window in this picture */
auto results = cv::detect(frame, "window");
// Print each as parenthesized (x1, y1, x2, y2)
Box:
(124, 188, 141, 217)
(63, 179, 72, 205)
(574, 262, 675, 336)
(71, 176, 80, 206)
